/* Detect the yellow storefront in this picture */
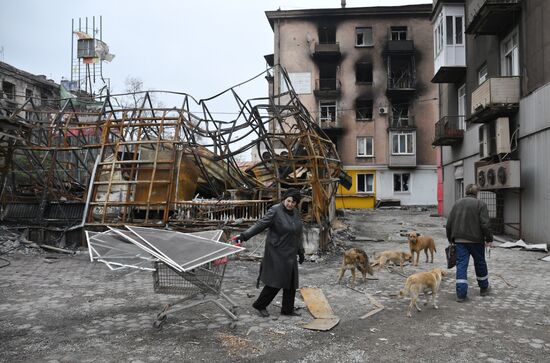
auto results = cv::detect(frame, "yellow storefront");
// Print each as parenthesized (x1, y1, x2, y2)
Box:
(335, 169, 376, 209)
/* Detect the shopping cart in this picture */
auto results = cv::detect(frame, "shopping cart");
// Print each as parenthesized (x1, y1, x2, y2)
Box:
(152, 258, 238, 330)
(87, 226, 244, 330)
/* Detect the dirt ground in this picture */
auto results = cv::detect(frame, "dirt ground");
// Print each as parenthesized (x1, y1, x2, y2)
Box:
(1, 208, 549, 363)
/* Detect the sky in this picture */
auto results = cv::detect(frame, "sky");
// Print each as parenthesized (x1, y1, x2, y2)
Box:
(1, 0, 429, 108)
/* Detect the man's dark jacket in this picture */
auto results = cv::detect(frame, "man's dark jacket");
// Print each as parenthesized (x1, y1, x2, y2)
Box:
(446, 195, 493, 243)
(241, 203, 304, 289)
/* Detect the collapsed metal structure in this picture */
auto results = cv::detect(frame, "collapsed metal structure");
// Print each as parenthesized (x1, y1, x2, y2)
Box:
(0, 67, 344, 250)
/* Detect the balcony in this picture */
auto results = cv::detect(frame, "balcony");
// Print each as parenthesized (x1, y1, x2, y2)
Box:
(386, 64, 416, 99)
(432, 45, 466, 83)
(466, 0, 522, 35)
(388, 115, 416, 131)
(432, 116, 465, 146)
(312, 42, 341, 61)
(468, 76, 520, 123)
(388, 130, 417, 168)
(385, 40, 415, 54)
(319, 119, 344, 135)
(314, 78, 341, 98)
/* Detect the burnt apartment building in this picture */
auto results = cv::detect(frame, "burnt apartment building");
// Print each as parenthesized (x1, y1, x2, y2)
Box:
(264, 4, 438, 208)
(432, 0, 550, 243)
(0, 61, 59, 117)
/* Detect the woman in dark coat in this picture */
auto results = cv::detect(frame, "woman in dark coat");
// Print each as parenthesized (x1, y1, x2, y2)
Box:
(235, 188, 304, 317)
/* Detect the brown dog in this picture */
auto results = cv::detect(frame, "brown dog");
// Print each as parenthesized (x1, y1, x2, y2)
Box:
(407, 231, 436, 266)
(337, 248, 374, 287)
(373, 250, 412, 273)
(399, 267, 448, 317)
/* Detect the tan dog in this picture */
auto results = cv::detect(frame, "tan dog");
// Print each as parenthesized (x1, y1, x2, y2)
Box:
(399, 267, 448, 317)
(337, 248, 374, 287)
(373, 250, 412, 273)
(407, 231, 437, 266)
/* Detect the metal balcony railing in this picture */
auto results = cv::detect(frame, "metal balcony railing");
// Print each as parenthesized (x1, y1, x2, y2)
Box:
(316, 78, 341, 91)
(389, 115, 415, 129)
(433, 116, 465, 146)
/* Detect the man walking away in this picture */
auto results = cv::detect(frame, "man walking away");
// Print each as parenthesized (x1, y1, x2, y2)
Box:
(446, 184, 493, 302)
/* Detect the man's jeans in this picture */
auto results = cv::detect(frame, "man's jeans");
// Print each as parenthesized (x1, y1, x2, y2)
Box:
(455, 243, 489, 298)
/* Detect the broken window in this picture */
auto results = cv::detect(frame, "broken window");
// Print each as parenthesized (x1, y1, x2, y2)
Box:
(2, 81, 15, 100)
(355, 62, 373, 83)
(25, 89, 33, 99)
(356, 99, 373, 120)
(357, 173, 374, 193)
(319, 100, 337, 122)
(318, 24, 336, 44)
(391, 104, 410, 127)
(392, 132, 414, 154)
(356, 27, 373, 47)
(391, 26, 407, 40)
(318, 64, 338, 90)
(393, 172, 410, 192)
(357, 136, 374, 157)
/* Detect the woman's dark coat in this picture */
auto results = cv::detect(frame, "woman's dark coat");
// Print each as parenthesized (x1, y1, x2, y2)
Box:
(241, 203, 304, 289)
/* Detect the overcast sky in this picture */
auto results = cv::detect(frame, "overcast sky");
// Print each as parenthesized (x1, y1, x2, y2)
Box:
(1, 0, 429, 107)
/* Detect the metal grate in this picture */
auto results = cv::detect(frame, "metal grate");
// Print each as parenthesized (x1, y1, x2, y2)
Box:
(479, 190, 504, 234)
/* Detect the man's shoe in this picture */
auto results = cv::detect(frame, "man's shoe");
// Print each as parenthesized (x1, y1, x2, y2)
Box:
(281, 310, 301, 317)
(254, 307, 269, 317)
(456, 296, 469, 303)
(480, 286, 491, 297)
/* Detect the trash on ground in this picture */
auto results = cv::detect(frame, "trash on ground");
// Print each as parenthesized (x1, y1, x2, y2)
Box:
(300, 287, 340, 331)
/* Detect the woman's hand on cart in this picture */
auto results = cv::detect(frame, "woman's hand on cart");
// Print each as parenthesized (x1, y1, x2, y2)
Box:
(231, 234, 243, 247)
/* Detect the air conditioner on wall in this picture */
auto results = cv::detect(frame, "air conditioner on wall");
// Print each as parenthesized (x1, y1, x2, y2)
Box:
(479, 117, 511, 159)
(476, 160, 520, 190)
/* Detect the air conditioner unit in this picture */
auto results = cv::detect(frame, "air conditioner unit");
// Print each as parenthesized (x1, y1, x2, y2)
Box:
(495, 117, 511, 154)
(479, 124, 496, 159)
(476, 160, 520, 190)
(379, 107, 388, 115)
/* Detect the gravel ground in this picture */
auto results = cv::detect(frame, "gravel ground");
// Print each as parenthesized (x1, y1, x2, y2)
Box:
(1, 208, 549, 362)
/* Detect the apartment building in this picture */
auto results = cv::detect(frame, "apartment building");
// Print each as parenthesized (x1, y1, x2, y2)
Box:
(432, 0, 550, 243)
(0, 61, 59, 117)
(265, 4, 438, 209)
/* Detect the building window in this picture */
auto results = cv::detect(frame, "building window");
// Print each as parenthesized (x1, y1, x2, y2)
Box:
(392, 133, 414, 154)
(2, 81, 15, 100)
(455, 16, 463, 45)
(391, 26, 407, 40)
(434, 18, 444, 56)
(501, 28, 519, 76)
(25, 89, 33, 100)
(356, 99, 373, 120)
(357, 173, 374, 193)
(357, 136, 374, 157)
(355, 62, 373, 83)
(455, 179, 464, 202)
(478, 63, 488, 84)
(319, 100, 337, 122)
(393, 172, 410, 192)
(391, 104, 410, 127)
(356, 27, 373, 47)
